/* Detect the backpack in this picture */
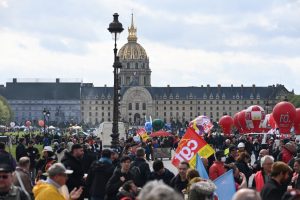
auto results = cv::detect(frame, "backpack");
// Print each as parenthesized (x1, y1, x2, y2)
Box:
(130, 164, 142, 186)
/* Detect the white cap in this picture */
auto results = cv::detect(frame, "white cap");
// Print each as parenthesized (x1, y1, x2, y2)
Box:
(43, 146, 53, 152)
(237, 142, 245, 148)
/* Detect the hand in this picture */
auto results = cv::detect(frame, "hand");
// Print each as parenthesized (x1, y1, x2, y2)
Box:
(70, 187, 83, 200)
(120, 176, 125, 182)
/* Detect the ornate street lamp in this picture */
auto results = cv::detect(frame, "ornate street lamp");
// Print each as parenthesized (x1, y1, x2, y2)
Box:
(43, 108, 50, 134)
(108, 13, 124, 148)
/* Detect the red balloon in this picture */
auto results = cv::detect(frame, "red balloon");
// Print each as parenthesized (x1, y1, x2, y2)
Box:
(294, 108, 300, 135)
(219, 115, 234, 135)
(25, 120, 31, 127)
(245, 105, 265, 132)
(233, 112, 242, 132)
(38, 120, 45, 127)
(269, 113, 277, 129)
(237, 110, 251, 133)
(272, 101, 296, 134)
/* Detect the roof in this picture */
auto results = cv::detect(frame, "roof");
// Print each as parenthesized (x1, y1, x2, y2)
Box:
(4, 82, 81, 100)
(81, 84, 291, 100)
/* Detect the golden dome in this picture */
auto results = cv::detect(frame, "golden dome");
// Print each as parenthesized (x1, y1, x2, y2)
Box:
(118, 14, 148, 60)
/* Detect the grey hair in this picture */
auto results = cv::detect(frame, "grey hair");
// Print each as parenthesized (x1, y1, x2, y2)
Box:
(232, 188, 261, 200)
(261, 155, 274, 166)
(137, 180, 183, 200)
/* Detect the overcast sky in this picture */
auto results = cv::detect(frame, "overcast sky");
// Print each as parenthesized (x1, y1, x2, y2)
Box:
(0, 0, 300, 94)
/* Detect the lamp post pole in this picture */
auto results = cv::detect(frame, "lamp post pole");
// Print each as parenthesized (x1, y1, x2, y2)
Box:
(43, 108, 46, 135)
(108, 13, 124, 148)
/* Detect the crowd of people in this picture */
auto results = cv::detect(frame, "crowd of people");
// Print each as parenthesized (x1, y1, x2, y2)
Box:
(1, 132, 300, 200)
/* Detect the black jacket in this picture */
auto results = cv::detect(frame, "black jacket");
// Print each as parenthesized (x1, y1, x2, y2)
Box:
(86, 159, 114, 198)
(261, 178, 286, 200)
(148, 168, 175, 185)
(105, 168, 134, 200)
(235, 160, 253, 183)
(170, 174, 188, 194)
(130, 157, 151, 187)
(16, 143, 27, 161)
(61, 152, 85, 195)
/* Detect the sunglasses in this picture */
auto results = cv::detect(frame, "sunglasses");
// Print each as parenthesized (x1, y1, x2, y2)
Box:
(0, 175, 9, 179)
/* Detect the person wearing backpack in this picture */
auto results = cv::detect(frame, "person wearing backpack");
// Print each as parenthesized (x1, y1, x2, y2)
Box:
(86, 149, 114, 200)
(130, 147, 151, 187)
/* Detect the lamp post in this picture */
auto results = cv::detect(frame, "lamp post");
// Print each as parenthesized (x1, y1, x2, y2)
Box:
(108, 13, 124, 148)
(43, 108, 50, 135)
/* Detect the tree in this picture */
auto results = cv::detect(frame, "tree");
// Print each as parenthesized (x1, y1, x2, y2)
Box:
(0, 96, 13, 125)
(288, 94, 300, 108)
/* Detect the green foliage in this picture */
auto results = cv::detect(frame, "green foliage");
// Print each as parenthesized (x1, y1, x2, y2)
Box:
(288, 94, 300, 108)
(0, 96, 13, 125)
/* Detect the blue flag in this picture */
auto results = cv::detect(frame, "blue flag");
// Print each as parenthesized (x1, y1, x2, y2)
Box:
(214, 170, 236, 200)
(196, 154, 209, 179)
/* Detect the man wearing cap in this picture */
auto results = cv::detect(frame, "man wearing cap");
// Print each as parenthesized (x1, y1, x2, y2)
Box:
(0, 162, 28, 200)
(33, 163, 83, 200)
(36, 146, 57, 181)
(61, 144, 85, 200)
(209, 150, 226, 180)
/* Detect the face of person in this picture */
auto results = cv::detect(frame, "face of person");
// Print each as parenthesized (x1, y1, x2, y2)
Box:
(294, 162, 300, 173)
(73, 148, 84, 159)
(54, 173, 68, 186)
(262, 159, 273, 173)
(130, 183, 138, 194)
(111, 153, 119, 160)
(0, 172, 13, 192)
(178, 163, 188, 178)
(121, 160, 131, 172)
(43, 151, 49, 158)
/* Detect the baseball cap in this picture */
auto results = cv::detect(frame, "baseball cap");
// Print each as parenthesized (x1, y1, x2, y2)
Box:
(0, 163, 14, 173)
(47, 163, 73, 177)
(238, 142, 245, 148)
(43, 146, 53, 152)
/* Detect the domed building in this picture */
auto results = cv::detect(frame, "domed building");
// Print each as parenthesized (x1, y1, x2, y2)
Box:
(118, 14, 151, 87)
(79, 14, 292, 127)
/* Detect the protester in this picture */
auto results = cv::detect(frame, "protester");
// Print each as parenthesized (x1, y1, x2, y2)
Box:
(209, 150, 226, 180)
(26, 141, 40, 181)
(187, 179, 216, 200)
(0, 142, 16, 170)
(260, 161, 293, 200)
(137, 180, 183, 200)
(253, 149, 269, 173)
(225, 145, 237, 164)
(148, 160, 175, 185)
(170, 161, 189, 194)
(33, 163, 83, 200)
(235, 152, 253, 183)
(106, 156, 134, 200)
(61, 144, 85, 200)
(116, 180, 139, 200)
(253, 155, 274, 192)
(291, 158, 300, 189)
(86, 149, 114, 200)
(56, 143, 68, 163)
(278, 142, 296, 164)
(0, 161, 28, 200)
(13, 157, 33, 198)
(16, 138, 27, 162)
(111, 149, 121, 170)
(130, 147, 151, 187)
(36, 146, 57, 181)
(232, 188, 261, 200)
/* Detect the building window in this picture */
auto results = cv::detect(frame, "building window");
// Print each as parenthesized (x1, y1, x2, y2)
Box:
(190, 107, 193, 110)
(164, 106, 166, 110)
(95, 107, 98, 111)
(135, 103, 139, 110)
(102, 112, 104, 116)
(164, 112, 166, 116)
(128, 103, 132, 110)
(142, 103, 146, 110)
(108, 107, 110, 111)
(216, 106, 219, 110)
(176, 107, 179, 110)
(190, 112, 193, 117)
(89, 112, 92, 116)
(108, 112, 110, 116)
(170, 107, 173, 110)
(210, 107, 213, 111)
(183, 107, 185, 110)
(135, 63, 138, 69)
(204, 106, 206, 110)
(102, 107, 104, 110)
(127, 63, 130, 69)
(95, 112, 98, 116)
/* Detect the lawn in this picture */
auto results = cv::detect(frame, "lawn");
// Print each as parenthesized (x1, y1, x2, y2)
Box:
(5, 144, 44, 159)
